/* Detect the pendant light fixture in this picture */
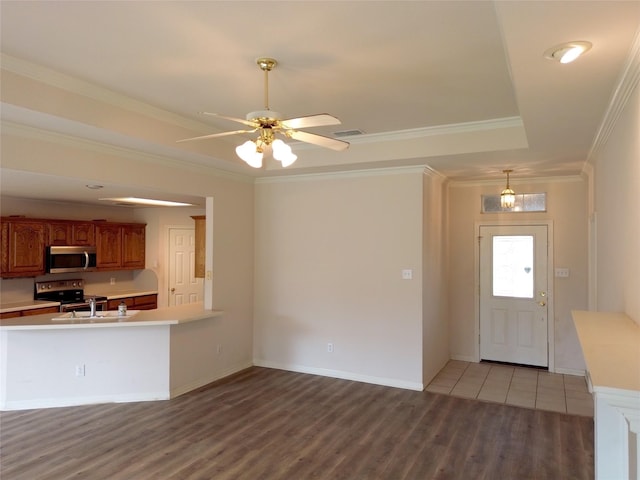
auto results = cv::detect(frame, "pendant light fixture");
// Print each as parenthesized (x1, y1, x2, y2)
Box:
(500, 169, 515, 209)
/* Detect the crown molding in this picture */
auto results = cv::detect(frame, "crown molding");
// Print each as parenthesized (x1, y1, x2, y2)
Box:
(2, 54, 523, 151)
(448, 174, 585, 188)
(586, 27, 640, 167)
(293, 116, 524, 149)
(0, 53, 212, 134)
(1, 121, 253, 184)
(255, 165, 429, 184)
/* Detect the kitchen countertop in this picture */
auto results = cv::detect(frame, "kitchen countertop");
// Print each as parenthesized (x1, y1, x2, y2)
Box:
(572, 310, 640, 394)
(0, 302, 222, 330)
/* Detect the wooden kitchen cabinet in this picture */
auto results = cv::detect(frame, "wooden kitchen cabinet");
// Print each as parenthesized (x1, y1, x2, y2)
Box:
(0, 306, 61, 319)
(107, 294, 157, 311)
(96, 224, 122, 269)
(96, 223, 145, 270)
(21, 306, 60, 316)
(0, 218, 47, 278)
(1, 217, 144, 276)
(48, 221, 95, 246)
(122, 224, 145, 269)
(191, 215, 206, 278)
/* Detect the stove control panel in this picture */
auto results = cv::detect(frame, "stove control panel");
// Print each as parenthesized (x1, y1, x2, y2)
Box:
(35, 279, 84, 292)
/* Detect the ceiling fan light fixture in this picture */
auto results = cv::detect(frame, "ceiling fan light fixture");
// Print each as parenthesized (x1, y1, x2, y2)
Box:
(236, 140, 263, 168)
(272, 139, 297, 167)
(544, 41, 592, 64)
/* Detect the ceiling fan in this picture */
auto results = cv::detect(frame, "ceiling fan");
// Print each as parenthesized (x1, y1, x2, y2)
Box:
(177, 57, 349, 168)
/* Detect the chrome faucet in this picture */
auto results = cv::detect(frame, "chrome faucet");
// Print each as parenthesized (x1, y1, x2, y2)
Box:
(89, 297, 96, 317)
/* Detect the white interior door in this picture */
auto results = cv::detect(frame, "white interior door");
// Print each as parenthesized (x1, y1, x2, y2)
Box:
(479, 225, 548, 367)
(169, 227, 203, 306)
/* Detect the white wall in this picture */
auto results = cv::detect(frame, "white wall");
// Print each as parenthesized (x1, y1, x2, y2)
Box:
(1, 130, 256, 379)
(1, 326, 171, 409)
(253, 168, 428, 389)
(422, 171, 449, 384)
(590, 79, 640, 322)
(447, 178, 589, 373)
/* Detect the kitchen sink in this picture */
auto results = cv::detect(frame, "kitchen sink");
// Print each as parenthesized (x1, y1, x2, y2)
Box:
(51, 310, 141, 321)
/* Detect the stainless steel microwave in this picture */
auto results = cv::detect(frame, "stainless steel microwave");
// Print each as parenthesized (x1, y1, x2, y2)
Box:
(46, 245, 97, 273)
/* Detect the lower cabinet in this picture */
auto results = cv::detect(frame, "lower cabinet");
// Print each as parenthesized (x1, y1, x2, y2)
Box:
(0, 306, 60, 319)
(107, 294, 157, 311)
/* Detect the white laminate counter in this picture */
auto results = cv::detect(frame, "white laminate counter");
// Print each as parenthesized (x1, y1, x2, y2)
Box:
(572, 310, 640, 480)
(0, 302, 223, 330)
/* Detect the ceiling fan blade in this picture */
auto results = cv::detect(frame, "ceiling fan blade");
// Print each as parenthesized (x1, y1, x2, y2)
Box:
(280, 114, 342, 130)
(288, 130, 350, 151)
(176, 129, 256, 143)
(200, 112, 258, 128)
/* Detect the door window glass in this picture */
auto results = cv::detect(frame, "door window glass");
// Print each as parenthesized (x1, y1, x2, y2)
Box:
(492, 235, 534, 298)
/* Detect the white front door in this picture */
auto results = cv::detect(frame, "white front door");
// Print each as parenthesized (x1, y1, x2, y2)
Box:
(168, 227, 203, 306)
(479, 225, 549, 367)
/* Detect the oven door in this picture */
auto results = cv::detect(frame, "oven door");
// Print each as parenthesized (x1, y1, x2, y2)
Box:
(60, 300, 107, 313)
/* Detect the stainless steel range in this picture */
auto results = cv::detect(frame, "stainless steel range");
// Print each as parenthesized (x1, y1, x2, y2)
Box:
(34, 279, 107, 313)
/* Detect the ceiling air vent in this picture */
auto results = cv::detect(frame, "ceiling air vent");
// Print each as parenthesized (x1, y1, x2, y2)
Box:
(333, 129, 364, 138)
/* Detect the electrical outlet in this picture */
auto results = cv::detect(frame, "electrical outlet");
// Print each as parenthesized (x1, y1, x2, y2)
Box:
(327, 343, 334, 353)
(110, 277, 116, 285)
(75, 364, 85, 377)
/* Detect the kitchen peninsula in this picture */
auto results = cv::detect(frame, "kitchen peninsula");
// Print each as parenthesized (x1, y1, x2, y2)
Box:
(0, 303, 225, 411)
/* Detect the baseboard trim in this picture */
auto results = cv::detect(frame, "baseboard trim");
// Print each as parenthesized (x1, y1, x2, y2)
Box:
(253, 359, 424, 391)
(1, 392, 170, 411)
(450, 354, 476, 363)
(554, 367, 586, 377)
(170, 361, 254, 398)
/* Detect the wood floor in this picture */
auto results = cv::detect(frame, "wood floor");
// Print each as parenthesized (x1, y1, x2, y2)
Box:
(1, 367, 594, 480)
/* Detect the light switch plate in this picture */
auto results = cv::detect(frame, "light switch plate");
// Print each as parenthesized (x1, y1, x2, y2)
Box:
(402, 269, 413, 280)
(555, 268, 570, 278)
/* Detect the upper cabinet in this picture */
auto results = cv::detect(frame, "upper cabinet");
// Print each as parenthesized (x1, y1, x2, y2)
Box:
(1, 217, 145, 278)
(96, 223, 145, 271)
(48, 221, 95, 246)
(1, 219, 47, 278)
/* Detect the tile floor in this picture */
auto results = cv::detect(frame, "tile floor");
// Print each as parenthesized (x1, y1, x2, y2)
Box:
(426, 360, 593, 417)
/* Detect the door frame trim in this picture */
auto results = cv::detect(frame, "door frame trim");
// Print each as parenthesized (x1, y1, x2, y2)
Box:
(474, 220, 555, 372)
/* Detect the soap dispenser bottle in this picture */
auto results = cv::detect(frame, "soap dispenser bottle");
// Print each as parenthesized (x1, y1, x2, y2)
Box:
(118, 301, 127, 317)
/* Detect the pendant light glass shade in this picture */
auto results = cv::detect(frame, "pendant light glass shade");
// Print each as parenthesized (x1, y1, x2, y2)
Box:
(500, 169, 515, 209)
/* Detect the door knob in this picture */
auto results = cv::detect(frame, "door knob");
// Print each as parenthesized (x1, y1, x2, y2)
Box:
(538, 301, 546, 306)
(540, 291, 546, 297)
(170, 288, 175, 293)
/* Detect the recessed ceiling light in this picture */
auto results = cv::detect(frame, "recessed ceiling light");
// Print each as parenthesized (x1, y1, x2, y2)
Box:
(86, 184, 104, 190)
(100, 197, 194, 207)
(544, 41, 592, 64)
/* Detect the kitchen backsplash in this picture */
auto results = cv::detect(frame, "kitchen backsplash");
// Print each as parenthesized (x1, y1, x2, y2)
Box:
(0, 270, 158, 304)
